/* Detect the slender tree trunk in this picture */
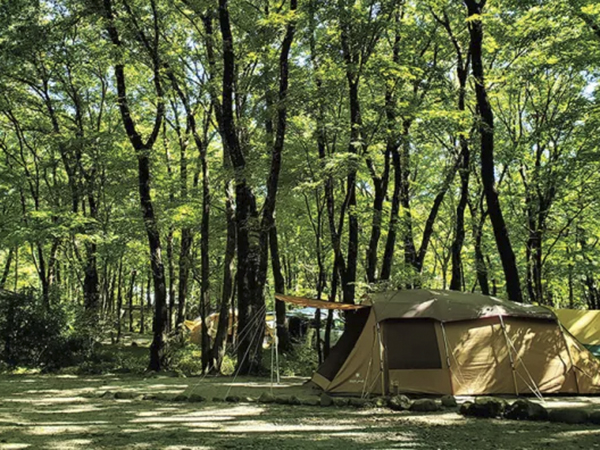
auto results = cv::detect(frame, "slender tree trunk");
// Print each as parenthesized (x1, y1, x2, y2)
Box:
(269, 225, 293, 353)
(177, 229, 192, 328)
(116, 257, 124, 343)
(0, 249, 13, 290)
(128, 269, 137, 333)
(211, 182, 236, 372)
(139, 275, 145, 334)
(465, 0, 523, 302)
(199, 133, 211, 373)
(166, 228, 177, 326)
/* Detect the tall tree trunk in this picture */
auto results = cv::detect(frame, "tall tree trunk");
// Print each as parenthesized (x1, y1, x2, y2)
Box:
(217, 0, 296, 374)
(218, 0, 264, 375)
(177, 229, 192, 327)
(83, 243, 99, 310)
(128, 269, 137, 333)
(211, 182, 236, 372)
(269, 225, 293, 353)
(116, 257, 123, 343)
(139, 274, 145, 334)
(0, 249, 13, 290)
(464, 0, 523, 302)
(102, 0, 168, 370)
(199, 126, 211, 373)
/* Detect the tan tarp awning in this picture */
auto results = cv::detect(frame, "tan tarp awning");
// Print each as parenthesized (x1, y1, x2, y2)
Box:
(275, 294, 366, 311)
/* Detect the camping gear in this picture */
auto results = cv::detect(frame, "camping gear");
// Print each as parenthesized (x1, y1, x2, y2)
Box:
(276, 290, 600, 396)
(184, 311, 276, 347)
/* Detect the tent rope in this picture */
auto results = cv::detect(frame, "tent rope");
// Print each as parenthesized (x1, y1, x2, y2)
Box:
(226, 303, 268, 398)
(499, 315, 544, 402)
(186, 303, 268, 395)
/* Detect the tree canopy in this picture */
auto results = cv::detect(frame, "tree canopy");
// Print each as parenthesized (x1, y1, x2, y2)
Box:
(1, 0, 599, 372)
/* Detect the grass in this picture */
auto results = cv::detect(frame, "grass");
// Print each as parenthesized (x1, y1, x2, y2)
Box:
(0, 374, 599, 449)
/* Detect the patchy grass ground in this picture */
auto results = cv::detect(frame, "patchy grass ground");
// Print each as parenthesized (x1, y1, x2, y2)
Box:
(0, 374, 599, 449)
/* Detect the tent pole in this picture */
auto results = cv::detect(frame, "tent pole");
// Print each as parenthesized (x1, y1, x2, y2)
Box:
(558, 321, 580, 394)
(376, 322, 386, 396)
(440, 322, 455, 395)
(498, 316, 519, 396)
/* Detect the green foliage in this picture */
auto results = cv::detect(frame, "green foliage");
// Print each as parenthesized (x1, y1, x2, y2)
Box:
(0, 290, 98, 370)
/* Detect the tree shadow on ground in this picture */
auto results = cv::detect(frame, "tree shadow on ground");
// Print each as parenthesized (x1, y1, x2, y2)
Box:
(0, 374, 599, 449)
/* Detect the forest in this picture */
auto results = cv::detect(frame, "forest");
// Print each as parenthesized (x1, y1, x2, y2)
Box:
(1, 0, 600, 378)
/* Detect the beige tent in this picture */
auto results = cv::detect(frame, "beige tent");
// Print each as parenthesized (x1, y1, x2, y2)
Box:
(278, 290, 600, 396)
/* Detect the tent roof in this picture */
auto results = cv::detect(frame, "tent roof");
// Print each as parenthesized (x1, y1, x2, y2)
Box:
(364, 289, 556, 323)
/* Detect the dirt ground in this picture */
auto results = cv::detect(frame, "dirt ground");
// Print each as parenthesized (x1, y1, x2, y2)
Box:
(0, 374, 599, 450)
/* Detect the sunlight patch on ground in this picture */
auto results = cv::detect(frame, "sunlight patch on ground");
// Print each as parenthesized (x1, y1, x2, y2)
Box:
(4, 397, 89, 406)
(26, 425, 100, 435)
(46, 439, 92, 450)
(552, 429, 600, 438)
(35, 405, 105, 415)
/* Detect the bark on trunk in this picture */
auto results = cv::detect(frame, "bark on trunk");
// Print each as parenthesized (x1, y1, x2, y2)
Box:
(465, 0, 523, 302)
(0, 249, 13, 290)
(211, 181, 236, 372)
(269, 225, 293, 353)
(102, 0, 168, 370)
(128, 269, 137, 333)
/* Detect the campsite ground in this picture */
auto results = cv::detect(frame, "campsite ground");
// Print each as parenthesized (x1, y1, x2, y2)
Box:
(0, 374, 599, 450)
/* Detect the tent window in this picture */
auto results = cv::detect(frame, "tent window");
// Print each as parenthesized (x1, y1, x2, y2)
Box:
(384, 320, 442, 370)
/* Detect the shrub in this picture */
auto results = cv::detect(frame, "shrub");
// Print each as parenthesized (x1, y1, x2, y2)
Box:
(0, 289, 98, 370)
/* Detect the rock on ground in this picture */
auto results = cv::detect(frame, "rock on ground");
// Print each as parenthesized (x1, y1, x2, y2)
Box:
(441, 395, 457, 408)
(548, 408, 589, 424)
(387, 395, 413, 411)
(320, 394, 334, 407)
(258, 392, 275, 404)
(409, 399, 440, 412)
(589, 410, 600, 425)
(504, 399, 547, 421)
(460, 397, 507, 418)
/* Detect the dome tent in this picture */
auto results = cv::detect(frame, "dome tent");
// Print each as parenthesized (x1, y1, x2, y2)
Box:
(276, 290, 600, 396)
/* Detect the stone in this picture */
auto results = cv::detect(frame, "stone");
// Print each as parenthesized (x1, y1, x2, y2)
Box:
(441, 395, 457, 408)
(588, 410, 600, 425)
(589, 411, 600, 425)
(504, 399, 548, 421)
(459, 401, 473, 416)
(258, 392, 276, 404)
(387, 395, 413, 411)
(409, 399, 440, 412)
(187, 394, 205, 403)
(301, 398, 320, 406)
(320, 394, 334, 407)
(348, 398, 371, 408)
(274, 396, 291, 405)
(288, 396, 301, 406)
(100, 391, 115, 399)
(461, 397, 506, 418)
(548, 408, 589, 424)
(225, 395, 241, 403)
(333, 397, 349, 407)
(173, 394, 188, 402)
(373, 397, 387, 408)
(114, 391, 138, 400)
